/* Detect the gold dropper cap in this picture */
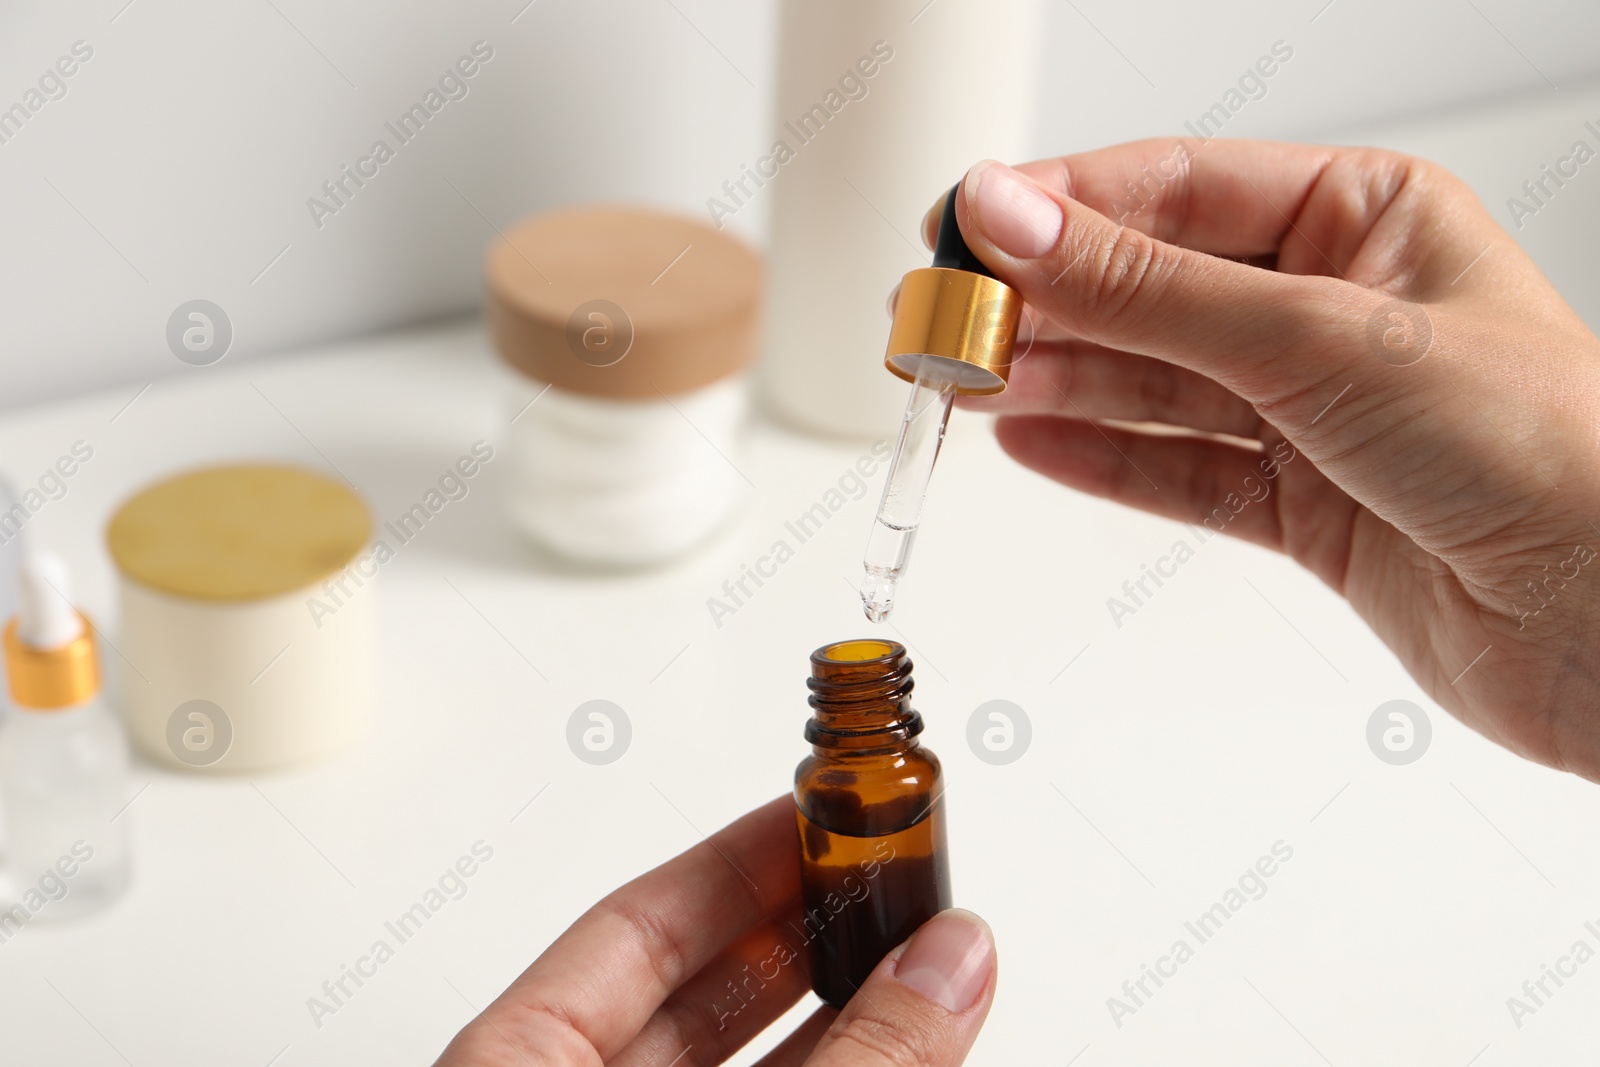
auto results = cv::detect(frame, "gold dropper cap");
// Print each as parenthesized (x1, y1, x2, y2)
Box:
(883, 184, 1023, 396)
(4, 613, 99, 711)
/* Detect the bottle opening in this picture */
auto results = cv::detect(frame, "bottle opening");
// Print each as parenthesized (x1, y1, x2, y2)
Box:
(816, 639, 898, 664)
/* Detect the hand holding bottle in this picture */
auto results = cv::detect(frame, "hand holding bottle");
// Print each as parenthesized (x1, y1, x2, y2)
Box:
(934, 142, 1600, 780)
(432, 796, 996, 1067)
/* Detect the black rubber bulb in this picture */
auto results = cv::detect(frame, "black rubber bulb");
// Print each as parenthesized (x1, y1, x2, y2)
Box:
(930, 182, 997, 279)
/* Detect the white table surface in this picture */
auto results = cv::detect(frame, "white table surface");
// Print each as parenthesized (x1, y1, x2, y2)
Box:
(0, 321, 1596, 1066)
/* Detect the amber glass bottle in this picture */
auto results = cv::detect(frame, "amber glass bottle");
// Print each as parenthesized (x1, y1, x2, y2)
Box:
(794, 638, 952, 1008)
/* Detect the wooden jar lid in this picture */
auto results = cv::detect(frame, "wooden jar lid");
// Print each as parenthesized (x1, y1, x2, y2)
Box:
(107, 465, 371, 601)
(486, 206, 763, 400)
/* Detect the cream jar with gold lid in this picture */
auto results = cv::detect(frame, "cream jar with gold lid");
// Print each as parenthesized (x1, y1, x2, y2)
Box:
(107, 464, 375, 772)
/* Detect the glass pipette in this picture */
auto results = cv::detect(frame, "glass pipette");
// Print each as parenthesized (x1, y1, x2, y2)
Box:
(860, 357, 957, 622)
(857, 179, 1024, 623)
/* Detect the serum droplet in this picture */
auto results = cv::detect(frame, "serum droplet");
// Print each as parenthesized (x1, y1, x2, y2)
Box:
(860, 574, 896, 623)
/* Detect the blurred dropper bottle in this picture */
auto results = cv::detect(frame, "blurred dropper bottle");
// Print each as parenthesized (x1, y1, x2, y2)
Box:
(1, 552, 131, 919)
(860, 184, 1024, 621)
(0, 475, 19, 710)
(0, 476, 17, 895)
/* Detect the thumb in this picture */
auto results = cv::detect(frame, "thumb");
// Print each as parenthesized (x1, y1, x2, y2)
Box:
(805, 909, 996, 1067)
(954, 159, 1407, 428)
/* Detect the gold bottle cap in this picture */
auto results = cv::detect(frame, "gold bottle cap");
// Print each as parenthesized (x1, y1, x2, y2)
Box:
(106, 465, 371, 601)
(883, 266, 1023, 396)
(883, 182, 1023, 396)
(4, 614, 99, 710)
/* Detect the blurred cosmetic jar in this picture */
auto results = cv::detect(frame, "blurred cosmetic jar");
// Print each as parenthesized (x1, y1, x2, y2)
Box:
(106, 465, 375, 772)
(486, 206, 763, 566)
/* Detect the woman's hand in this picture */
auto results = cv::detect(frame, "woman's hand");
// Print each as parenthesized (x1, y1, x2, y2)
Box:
(433, 796, 997, 1066)
(935, 141, 1600, 780)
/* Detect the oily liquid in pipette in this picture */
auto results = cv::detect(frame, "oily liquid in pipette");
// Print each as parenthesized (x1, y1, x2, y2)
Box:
(860, 363, 957, 622)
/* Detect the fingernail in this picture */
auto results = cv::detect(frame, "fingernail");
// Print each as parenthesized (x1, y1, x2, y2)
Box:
(894, 909, 994, 1013)
(965, 160, 1062, 259)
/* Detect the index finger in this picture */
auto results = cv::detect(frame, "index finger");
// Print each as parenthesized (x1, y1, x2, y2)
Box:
(924, 138, 1341, 258)
(1021, 138, 1344, 255)
(460, 795, 800, 1062)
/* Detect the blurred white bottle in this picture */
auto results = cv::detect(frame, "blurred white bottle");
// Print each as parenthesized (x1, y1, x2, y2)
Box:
(759, 0, 1042, 437)
(0, 552, 131, 921)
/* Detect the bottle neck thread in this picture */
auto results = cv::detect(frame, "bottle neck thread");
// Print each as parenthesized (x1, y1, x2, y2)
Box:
(805, 639, 921, 749)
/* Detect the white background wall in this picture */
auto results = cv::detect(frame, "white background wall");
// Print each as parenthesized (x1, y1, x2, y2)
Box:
(1, 0, 1598, 411)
